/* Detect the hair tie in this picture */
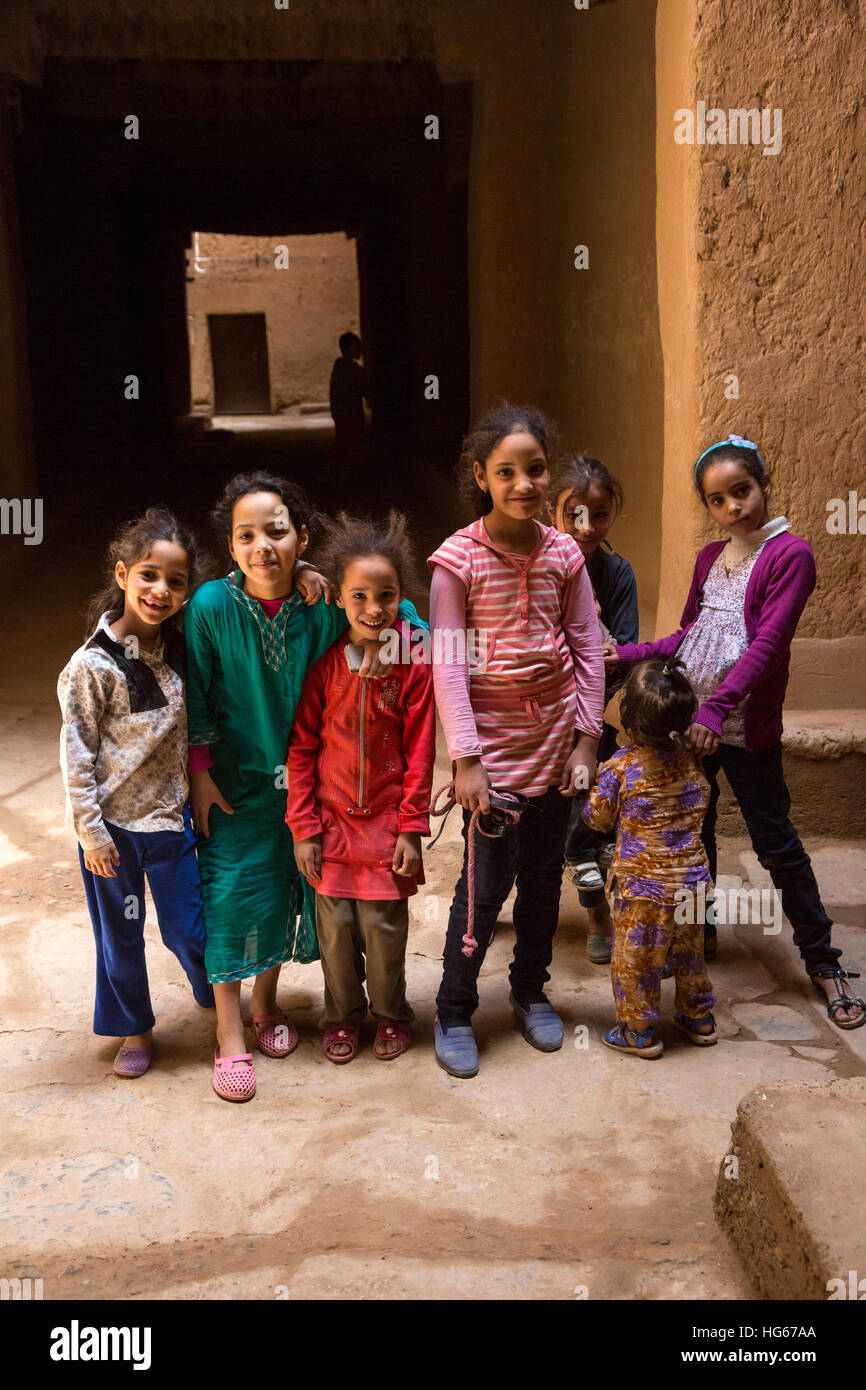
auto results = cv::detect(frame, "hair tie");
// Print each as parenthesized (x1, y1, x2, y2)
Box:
(694, 434, 765, 478)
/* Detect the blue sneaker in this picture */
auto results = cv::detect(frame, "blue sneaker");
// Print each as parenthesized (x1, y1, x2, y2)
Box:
(509, 991, 563, 1052)
(434, 1016, 479, 1078)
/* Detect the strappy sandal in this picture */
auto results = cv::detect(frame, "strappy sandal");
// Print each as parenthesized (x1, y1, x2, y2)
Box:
(213, 1050, 256, 1102)
(673, 1010, 718, 1046)
(251, 1011, 299, 1058)
(373, 1021, 411, 1060)
(569, 859, 606, 908)
(602, 1022, 663, 1059)
(810, 967, 866, 1031)
(323, 1023, 360, 1064)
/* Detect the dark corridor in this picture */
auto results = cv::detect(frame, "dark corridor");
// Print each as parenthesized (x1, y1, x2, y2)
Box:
(14, 58, 471, 543)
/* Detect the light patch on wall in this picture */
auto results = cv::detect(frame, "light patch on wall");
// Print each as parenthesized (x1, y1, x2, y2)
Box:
(185, 231, 361, 416)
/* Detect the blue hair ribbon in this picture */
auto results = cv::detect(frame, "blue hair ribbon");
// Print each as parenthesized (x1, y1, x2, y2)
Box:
(694, 434, 764, 478)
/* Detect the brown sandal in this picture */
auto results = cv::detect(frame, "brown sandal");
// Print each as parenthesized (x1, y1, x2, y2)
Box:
(323, 1023, 360, 1063)
(373, 1021, 411, 1060)
(811, 967, 866, 1031)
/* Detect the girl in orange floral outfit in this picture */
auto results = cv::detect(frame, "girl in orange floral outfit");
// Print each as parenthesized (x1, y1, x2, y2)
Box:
(577, 658, 717, 1059)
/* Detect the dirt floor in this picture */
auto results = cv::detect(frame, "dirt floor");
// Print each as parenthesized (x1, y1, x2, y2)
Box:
(2, 427, 864, 1302)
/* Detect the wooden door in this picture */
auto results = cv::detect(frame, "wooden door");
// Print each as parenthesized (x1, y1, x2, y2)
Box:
(207, 312, 271, 414)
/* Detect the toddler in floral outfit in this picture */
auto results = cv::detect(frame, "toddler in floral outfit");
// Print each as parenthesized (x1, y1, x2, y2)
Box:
(577, 658, 717, 1059)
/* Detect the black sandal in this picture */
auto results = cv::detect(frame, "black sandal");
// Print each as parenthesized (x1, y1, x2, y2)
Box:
(810, 966, 866, 1031)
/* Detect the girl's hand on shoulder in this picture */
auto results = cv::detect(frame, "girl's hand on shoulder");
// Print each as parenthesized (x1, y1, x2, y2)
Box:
(392, 831, 422, 877)
(454, 756, 490, 814)
(190, 769, 234, 839)
(294, 565, 331, 606)
(687, 722, 719, 756)
(602, 640, 619, 670)
(294, 835, 322, 883)
(83, 841, 120, 878)
(356, 641, 393, 681)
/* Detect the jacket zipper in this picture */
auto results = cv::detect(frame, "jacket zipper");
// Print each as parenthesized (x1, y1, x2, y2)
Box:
(357, 678, 367, 808)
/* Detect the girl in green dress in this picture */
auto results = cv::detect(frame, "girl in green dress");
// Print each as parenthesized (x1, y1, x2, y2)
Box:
(186, 471, 424, 1101)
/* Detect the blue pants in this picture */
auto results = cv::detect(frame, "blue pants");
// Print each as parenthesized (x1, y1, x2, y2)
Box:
(79, 811, 214, 1036)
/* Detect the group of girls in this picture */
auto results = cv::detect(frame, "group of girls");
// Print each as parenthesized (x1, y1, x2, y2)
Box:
(58, 404, 865, 1101)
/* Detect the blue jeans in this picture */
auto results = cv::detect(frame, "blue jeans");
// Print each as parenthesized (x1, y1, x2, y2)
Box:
(436, 786, 571, 1023)
(79, 810, 214, 1036)
(700, 742, 838, 975)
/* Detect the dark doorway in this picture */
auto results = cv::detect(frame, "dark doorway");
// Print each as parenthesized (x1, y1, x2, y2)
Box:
(16, 59, 472, 501)
(207, 312, 270, 414)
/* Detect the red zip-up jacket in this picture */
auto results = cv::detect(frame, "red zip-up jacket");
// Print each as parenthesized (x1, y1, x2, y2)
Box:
(286, 632, 435, 899)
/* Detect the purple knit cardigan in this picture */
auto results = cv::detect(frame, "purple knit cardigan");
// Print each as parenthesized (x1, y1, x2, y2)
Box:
(615, 533, 817, 751)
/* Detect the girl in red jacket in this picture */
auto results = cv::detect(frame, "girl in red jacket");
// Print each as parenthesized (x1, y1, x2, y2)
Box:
(287, 512, 436, 1063)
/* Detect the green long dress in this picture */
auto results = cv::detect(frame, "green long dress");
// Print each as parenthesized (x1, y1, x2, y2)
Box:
(185, 571, 424, 983)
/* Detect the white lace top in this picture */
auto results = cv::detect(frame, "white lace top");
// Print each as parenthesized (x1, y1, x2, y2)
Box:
(676, 517, 790, 746)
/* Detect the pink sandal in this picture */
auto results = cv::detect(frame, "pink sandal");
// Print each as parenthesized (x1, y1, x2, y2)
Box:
(374, 1021, 411, 1060)
(251, 1012, 299, 1058)
(213, 1050, 256, 1102)
(323, 1024, 359, 1064)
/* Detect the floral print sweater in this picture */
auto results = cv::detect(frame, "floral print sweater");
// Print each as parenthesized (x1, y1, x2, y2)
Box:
(58, 613, 188, 851)
(576, 742, 712, 905)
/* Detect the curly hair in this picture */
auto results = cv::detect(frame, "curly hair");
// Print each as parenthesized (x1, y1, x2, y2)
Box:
(619, 657, 697, 748)
(314, 509, 421, 598)
(456, 400, 560, 517)
(85, 507, 204, 637)
(211, 470, 313, 546)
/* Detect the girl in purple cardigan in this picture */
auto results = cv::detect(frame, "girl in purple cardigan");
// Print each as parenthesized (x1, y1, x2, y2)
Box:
(605, 435, 864, 1030)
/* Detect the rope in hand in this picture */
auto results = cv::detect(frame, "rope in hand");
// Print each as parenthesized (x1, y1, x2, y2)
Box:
(428, 782, 526, 957)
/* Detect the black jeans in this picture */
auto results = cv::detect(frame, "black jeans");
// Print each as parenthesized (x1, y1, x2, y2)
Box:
(700, 742, 838, 975)
(436, 786, 571, 1024)
(564, 722, 618, 905)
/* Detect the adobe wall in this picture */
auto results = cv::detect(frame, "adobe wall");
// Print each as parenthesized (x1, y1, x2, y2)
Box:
(2, 0, 864, 712)
(654, 0, 866, 699)
(186, 232, 360, 413)
(546, 0, 664, 617)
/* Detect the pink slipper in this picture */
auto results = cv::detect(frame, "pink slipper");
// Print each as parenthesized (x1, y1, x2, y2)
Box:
(323, 1023, 359, 1064)
(113, 1044, 152, 1078)
(374, 1021, 411, 1060)
(213, 1050, 256, 1102)
(251, 1012, 299, 1058)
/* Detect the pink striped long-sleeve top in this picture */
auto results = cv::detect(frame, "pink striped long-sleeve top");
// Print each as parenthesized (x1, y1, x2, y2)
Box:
(428, 518, 605, 796)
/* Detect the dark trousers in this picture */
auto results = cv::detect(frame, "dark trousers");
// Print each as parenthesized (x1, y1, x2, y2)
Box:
(564, 721, 620, 863)
(436, 786, 571, 1023)
(332, 412, 364, 480)
(700, 742, 838, 975)
(79, 810, 214, 1036)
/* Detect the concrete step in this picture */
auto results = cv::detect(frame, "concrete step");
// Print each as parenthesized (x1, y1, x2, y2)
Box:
(714, 1077, 866, 1300)
(707, 710, 866, 839)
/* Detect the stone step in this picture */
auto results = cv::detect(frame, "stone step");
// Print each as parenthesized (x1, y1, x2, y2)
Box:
(714, 1077, 866, 1300)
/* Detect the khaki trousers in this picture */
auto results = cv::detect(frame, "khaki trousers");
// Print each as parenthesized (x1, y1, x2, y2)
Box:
(315, 895, 414, 1026)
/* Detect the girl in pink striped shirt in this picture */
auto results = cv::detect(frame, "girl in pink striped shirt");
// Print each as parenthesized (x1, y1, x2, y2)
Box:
(429, 403, 605, 1077)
